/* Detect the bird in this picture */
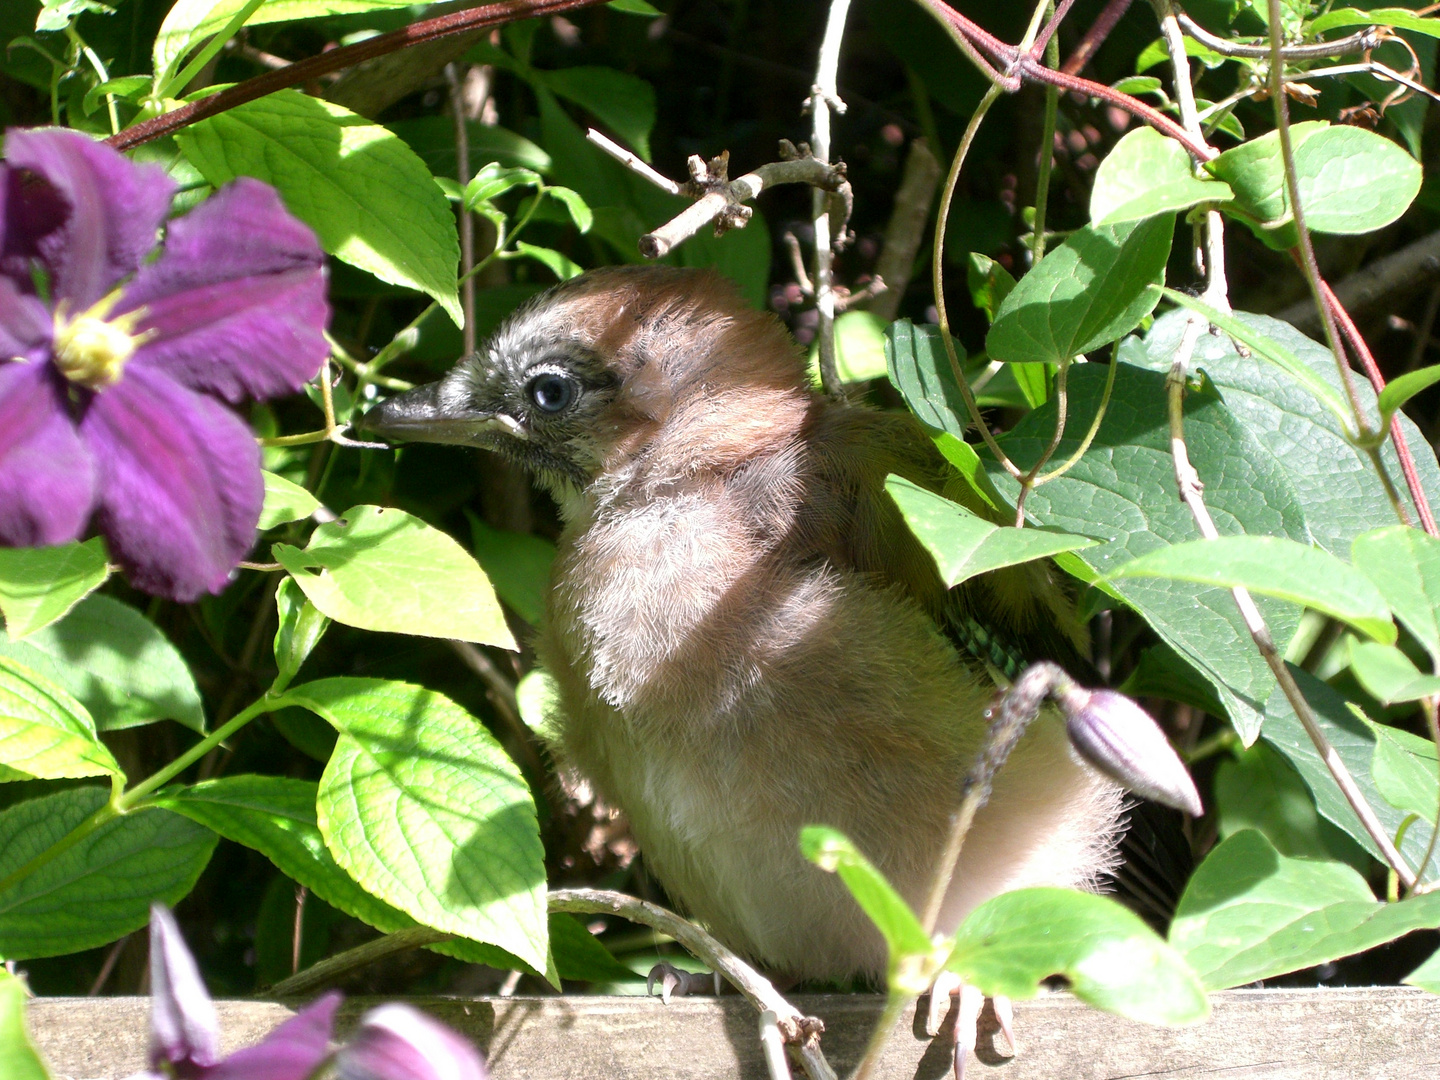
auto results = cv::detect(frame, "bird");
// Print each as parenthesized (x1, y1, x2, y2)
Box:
(360, 265, 1188, 1068)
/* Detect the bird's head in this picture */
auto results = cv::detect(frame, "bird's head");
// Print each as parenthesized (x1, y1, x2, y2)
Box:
(359, 266, 811, 502)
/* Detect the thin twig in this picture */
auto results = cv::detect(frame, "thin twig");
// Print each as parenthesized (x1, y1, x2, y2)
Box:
(549, 889, 836, 1080)
(107, 0, 609, 152)
(1177, 11, 1383, 59)
(265, 926, 450, 998)
(1039, 351, 1119, 483)
(1062, 0, 1134, 75)
(1014, 357, 1071, 526)
(586, 129, 681, 195)
(809, 0, 854, 398)
(867, 138, 941, 321)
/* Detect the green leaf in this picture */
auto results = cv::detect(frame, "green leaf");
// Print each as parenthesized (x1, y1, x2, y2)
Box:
(1107, 536, 1395, 644)
(884, 320, 968, 439)
(0, 788, 216, 959)
(1129, 309, 1440, 560)
(154, 1, 418, 87)
(286, 677, 549, 977)
(515, 668, 561, 744)
(1311, 8, 1440, 40)
(987, 217, 1172, 365)
(966, 253, 1016, 324)
(799, 826, 932, 982)
(274, 505, 516, 650)
(1378, 365, 1440, 435)
(886, 476, 1095, 587)
(544, 186, 593, 233)
(464, 163, 543, 208)
(987, 363, 1308, 742)
(549, 912, 640, 983)
(467, 514, 555, 628)
(1206, 121, 1327, 249)
(1354, 525, 1440, 666)
(0, 970, 48, 1080)
(1159, 292, 1352, 426)
(1262, 664, 1437, 883)
(513, 241, 583, 281)
(1090, 127, 1233, 226)
(259, 471, 320, 530)
(0, 595, 206, 733)
(1405, 946, 1440, 993)
(0, 656, 121, 782)
(607, 0, 662, 13)
(387, 118, 551, 180)
(158, 774, 543, 974)
(949, 888, 1208, 1025)
(1371, 723, 1438, 822)
(0, 540, 110, 641)
(1348, 641, 1440, 704)
(1214, 741, 1367, 865)
(1169, 830, 1440, 990)
(539, 66, 657, 162)
(273, 577, 329, 694)
(176, 90, 462, 327)
(810, 311, 889, 384)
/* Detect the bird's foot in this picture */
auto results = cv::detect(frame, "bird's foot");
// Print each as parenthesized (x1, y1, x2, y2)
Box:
(924, 971, 1015, 1079)
(645, 961, 721, 1003)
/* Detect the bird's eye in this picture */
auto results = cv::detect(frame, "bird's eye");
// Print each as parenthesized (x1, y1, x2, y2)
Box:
(526, 372, 576, 414)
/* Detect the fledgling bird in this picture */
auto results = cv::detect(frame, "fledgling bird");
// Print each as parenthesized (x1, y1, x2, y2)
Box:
(362, 267, 1179, 1056)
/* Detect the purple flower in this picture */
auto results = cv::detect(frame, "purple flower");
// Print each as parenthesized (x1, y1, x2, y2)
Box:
(130, 903, 339, 1080)
(336, 1004, 489, 1080)
(0, 127, 328, 601)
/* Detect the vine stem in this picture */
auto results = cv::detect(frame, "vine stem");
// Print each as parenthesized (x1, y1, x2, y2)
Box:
(810, 0, 853, 398)
(106, 0, 609, 152)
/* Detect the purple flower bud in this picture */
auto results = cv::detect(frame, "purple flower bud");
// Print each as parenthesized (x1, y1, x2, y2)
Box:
(146, 903, 219, 1072)
(1058, 688, 1203, 817)
(336, 1004, 488, 1080)
(204, 992, 340, 1080)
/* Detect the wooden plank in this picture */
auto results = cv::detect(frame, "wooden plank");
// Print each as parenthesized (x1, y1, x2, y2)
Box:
(26, 987, 1440, 1080)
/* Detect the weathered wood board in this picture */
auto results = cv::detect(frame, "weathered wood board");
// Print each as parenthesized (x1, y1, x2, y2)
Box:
(26, 986, 1440, 1079)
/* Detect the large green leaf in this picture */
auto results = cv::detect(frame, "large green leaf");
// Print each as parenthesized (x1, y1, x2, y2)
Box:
(0, 656, 121, 783)
(0, 788, 216, 958)
(274, 505, 516, 650)
(0, 970, 47, 1080)
(1107, 536, 1395, 643)
(1170, 830, 1440, 990)
(467, 515, 555, 629)
(1090, 127, 1233, 225)
(156, 774, 543, 974)
(884, 320, 968, 440)
(987, 363, 1307, 742)
(539, 66, 657, 161)
(1262, 664, 1438, 884)
(886, 476, 1095, 587)
(1353, 526, 1440, 667)
(177, 90, 462, 327)
(287, 678, 548, 977)
(1128, 310, 1440, 559)
(986, 217, 1172, 365)
(1214, 741, 1367, 865)
(949, 888, 1208, 1025)
(0, 540, 109, 641)
(0, 595, 205, 733)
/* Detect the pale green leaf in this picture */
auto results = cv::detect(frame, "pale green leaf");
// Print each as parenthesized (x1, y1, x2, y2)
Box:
(274, 505, 516, 650)
(1348, 641, 1440, 704)
(0, 970, 48, 1080)
(259, 471, 320, 530)
(513, 241, 583, 281)
(1353, 525, 1440, 666)
(0, 540, 110, 641)
(1091, 127, 1233, 225)
(1371, 723, 1439, 822)
(0, 656, 121, 782)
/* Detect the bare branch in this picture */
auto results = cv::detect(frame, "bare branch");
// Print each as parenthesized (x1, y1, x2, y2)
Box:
(585, 128, 682, 195)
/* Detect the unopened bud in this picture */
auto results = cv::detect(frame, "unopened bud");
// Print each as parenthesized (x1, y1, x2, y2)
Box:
(147, 903, 219, 1072)
(1058, 688, 1203, 817)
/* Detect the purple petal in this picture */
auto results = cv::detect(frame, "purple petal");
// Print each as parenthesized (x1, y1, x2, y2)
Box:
(118, 179, 329, 402)
(148, 904, 220, 1071)
(336, 1004, 488, 1080)
(0, 162, 66, 290)
(0, 360, 95, 546)
(0, 275, 52, 362)
(2, 128, 175, 307)
(204, 992, 341, 1080)
(78, 365, 262, 601)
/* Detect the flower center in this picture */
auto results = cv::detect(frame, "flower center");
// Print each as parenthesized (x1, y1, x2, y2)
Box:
(52, 294, 148, 391)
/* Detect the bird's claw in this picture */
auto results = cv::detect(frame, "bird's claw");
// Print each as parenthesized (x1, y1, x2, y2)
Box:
(923, 974, 1015, 1079)
(645, 961, 720, 1003)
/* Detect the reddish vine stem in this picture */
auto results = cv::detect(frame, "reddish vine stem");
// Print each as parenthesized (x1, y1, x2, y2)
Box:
(917, 0, 1215, 161)
(105, 0, 607, 152)
(1062, 0, 1134, 75)
(1317, 276, 1440, 537)
(1031, 0, 1080, 59)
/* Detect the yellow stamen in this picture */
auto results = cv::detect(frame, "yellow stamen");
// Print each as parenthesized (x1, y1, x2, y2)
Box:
(52, 292, 150, 391)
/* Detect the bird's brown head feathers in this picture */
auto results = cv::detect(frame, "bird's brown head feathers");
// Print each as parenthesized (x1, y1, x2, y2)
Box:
(360, 266, 813, 496)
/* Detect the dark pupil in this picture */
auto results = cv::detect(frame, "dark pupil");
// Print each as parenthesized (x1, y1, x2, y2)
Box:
(530, 374, 573, 413)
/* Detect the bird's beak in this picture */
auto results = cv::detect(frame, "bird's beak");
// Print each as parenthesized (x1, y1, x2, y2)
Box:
(358, 380, 516, 447)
